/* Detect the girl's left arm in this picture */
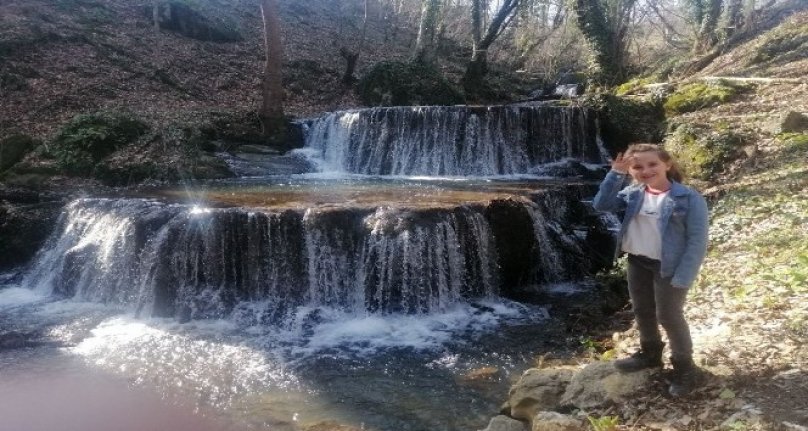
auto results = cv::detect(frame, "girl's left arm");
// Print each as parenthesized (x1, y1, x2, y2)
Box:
(671, 192, 709, 289)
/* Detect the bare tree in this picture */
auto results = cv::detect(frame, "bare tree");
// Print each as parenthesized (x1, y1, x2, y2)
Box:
(689, 0, 723, 53)
(569, 0, 638, 85)
(413, 0, 442, 64)
(259, 0, 285, 137)
(462, 0, 521, 92)
(339, 0, 372, 84)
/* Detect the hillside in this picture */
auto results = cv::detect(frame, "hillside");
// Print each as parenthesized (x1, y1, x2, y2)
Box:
(0, 0, 430, 140)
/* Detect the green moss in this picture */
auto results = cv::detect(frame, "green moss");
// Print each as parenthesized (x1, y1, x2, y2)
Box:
(665, 124, 746, 180)
(663, 81, 742, 114)
(614, 77, 654, 96)
(50, 111, 148, 175)
(777, 132, 808, 156)
(357, 61, 464, 106)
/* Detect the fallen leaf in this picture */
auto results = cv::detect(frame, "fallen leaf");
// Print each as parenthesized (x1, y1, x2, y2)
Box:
(719, 388, 736, 399)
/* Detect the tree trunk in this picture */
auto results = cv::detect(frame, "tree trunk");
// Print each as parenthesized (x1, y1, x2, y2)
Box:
(340, 48, 360, 84)
(569, 0, 622, 84)
(470, 0, 482, 50)
(720, 0, 743, 41)
(340, 0, 369, 85)
(413, 0, 441, 64)
(152, 1, 160, 31)
(259, 0, 285, 139)
(742, 0, 756, 32)
(693, 0, 723, 53)
(462, 0, 519, 94)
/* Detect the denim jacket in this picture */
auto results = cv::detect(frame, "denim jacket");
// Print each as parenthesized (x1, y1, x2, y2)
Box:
(592, 170, 709, 289)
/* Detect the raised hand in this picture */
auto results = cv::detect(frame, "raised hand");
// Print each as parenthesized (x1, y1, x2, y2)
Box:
(611, 152, 633, 174)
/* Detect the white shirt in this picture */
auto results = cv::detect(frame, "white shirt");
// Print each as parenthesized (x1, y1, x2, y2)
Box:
(622, 189, 668, 260)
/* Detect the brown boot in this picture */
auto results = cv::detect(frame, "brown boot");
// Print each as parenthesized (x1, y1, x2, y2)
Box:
(614, 340, 664, 372)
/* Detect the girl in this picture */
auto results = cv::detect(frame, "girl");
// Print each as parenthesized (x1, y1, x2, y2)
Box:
(593, 143, 709, 397)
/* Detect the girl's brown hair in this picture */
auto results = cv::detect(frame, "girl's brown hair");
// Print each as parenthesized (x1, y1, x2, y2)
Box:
(624, 143, 685, 183)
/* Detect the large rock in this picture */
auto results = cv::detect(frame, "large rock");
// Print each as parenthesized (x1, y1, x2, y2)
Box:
(532, 412, 585, 431)
(508, 368, 575, 421)
(560, 361, 654, 409)
(480, 415, 528, 431)
(770, 111, 808, 134)
(0, 197, 63, 272)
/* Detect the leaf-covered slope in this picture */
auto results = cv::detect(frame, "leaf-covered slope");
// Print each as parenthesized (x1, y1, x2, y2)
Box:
(0, 0, 416, 140)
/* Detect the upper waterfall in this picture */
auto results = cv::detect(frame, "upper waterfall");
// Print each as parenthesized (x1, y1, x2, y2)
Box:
(301, 105, 604, 176)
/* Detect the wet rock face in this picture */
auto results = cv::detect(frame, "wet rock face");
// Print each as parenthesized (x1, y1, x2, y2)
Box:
(0, 197, 62, 273)
(485, 200, 536, 293)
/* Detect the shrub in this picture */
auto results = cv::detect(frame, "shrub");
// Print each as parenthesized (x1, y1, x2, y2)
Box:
(0, 134, 37, 172)
(357, 61, 464, 106)
(50, 111, 148, 175)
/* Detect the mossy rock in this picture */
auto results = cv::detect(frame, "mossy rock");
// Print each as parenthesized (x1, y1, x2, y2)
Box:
(663, 81, 743, 115)
(50, 111, 148, 175)
(777, 132, 808, 157)
(584, 94, 666, 151)
(666, 124, 747, 180)
(614, 77, 655, 96)
(0, 134, 38, 172)
(357, 61, 464, 106)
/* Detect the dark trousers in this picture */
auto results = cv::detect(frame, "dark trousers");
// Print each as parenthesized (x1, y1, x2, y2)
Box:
(627, 254, 693, 359)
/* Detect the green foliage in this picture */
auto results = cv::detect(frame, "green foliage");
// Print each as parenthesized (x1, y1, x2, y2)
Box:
(664, 81, 742, 114)
(50, 111, 148, 175)
(0, 134, 37, 172)
(665, 124, 746, 180)
(357, 61, 464, 106)
(587, 415, 620, 431)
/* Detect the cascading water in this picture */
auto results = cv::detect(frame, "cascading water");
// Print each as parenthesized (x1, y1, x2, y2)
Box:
(1, 104, 618, 431)
(301, 105, 601, 176)
(19, 191, 602, 324)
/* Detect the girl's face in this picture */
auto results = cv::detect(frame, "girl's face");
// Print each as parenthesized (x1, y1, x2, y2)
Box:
(628, 151, 672, 189)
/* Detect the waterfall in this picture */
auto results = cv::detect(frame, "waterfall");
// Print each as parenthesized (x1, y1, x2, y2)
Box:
(301, 105, 602, 176)
(20, 192, 609, 323)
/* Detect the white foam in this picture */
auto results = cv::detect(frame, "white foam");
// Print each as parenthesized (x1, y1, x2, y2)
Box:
(0, 287, 48, 308)
(266, 300, 544, 358)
